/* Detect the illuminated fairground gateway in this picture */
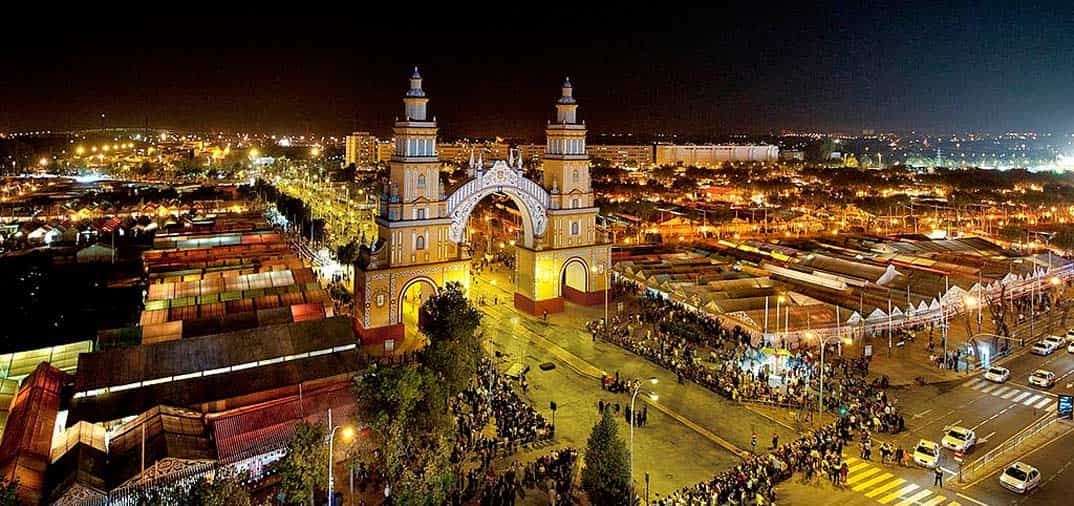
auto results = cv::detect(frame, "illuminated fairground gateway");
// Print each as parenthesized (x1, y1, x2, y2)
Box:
(352, 69, 611, 341)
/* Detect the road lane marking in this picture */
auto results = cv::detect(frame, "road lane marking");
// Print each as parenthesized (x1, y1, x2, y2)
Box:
(919, 496, 948, 506)
(894, 489, 934, 506)
(1011, 391, 1031, 402)
(1034, 397, 1053, 409)
(845, 467, 881, 484)
(865, 478, 906, 497)
(852, 472, 894, 491)
(955, 492, 991, 506)
(878, 484, 920, 504)
(958, 421, 1074, 489)
(914, 408, 934, 418)
(964, 379, 984, 388)
(847, 461, 872, 473)
(1022, 393, 1043, 406)
(977, 431, 995, 444)
(1000, 388, 1020, 399)
(993, 386, 1012, 397)
(979, 384, 999, 393)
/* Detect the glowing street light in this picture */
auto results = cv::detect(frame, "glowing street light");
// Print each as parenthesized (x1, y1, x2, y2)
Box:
(629, 377, 658, 503)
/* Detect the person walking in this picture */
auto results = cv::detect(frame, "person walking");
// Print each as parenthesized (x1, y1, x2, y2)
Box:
(933, 466, 943, 488)
(771, 431, 779, 449)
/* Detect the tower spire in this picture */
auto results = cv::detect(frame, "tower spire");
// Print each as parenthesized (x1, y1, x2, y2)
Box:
(402, 67, 429, 121)
(554, 77, 578, 124)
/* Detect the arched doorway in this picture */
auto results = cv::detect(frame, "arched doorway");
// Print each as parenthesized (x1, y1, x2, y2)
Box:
(560, 257, 591, 305)
(399, 277, 438, 340)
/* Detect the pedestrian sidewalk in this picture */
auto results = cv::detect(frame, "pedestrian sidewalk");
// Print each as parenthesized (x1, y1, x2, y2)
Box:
(840, 336, 967, 387)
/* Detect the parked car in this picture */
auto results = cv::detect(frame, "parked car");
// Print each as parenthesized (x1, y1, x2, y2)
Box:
(942, 426, 976, 452)
(984, 366, 1010, 383)
(1044, 335, 1065, 349)
(1031, 341, 1056, 356)
(1029, 369, 1056, 388)
(1000, 461, 1041, 494)
(913, 439, 940, 468)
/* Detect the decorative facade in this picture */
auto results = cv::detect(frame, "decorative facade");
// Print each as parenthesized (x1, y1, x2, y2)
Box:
(353, 71, 610, 342)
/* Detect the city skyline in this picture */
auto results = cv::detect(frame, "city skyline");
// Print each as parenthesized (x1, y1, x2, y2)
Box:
(3, 2, 1073, 137)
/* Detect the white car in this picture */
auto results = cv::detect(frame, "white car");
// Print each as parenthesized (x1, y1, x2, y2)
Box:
(941, 426, 976, 452)
(1066, 329, 1074, 342)
(1000, 461, 1041, 494)
(1031, 341, 1056, 356)
(913, 439, 940, 468)
(1044, 335, 1065, 350)
(984, 366, 1010, 383)
(1029, 369, 1056, 388)
(1068, 342, 1074, 354)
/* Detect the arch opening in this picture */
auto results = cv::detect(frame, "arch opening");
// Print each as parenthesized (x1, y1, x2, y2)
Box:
(399, 277, 438, 338)
(559, 257, 590, 300)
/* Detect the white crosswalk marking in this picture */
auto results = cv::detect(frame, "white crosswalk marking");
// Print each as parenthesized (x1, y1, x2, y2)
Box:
(894, 489, 934, 506)
(1001, 388, 1021, 399)
(1035, 397, 1053, 409)
(965, 378, 985, 388)
(1012, 391, 1031, 402)
(919, 496, 948, 506)
(1023, 394, 1043, 406)
(980, 384, 999, 393)
(865, 477, 907, 498)
(847, 461, 872, 472)
(852, 472, 894, 491)
(993, 386, 1013, 397)
(878, 483, 920, 504)
(845, 467, 881, 484)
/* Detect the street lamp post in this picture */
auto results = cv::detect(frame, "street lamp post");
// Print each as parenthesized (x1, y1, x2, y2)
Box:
(630, 378, 658, 505)
(326, 408, 354, 506)
(592, 264, 610, 328)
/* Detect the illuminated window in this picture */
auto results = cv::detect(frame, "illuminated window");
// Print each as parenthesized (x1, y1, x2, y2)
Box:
(416, 208, 425, 220)
(417, 174, 426, 188)
(570, 222, 580, 235)
(415, 235, 425, 250)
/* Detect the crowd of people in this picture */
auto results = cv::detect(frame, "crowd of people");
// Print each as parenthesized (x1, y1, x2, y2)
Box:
(656, 418, 857, 505)
(453, 358, 554, 465)
(591, 286, 904, 434)
(468, 448, 578, 506)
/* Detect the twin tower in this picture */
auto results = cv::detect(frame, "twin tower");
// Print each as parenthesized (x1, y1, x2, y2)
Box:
(353, 68, 611, 342)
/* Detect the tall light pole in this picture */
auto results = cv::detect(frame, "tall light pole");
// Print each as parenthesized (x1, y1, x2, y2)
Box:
(816, 333, 850, 419)
(326, 408, 354, 506)
(630, 377, 658, 505)
(592, 264, 610, 327)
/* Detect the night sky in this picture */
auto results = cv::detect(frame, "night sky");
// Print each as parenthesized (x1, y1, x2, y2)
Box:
(2, 2, 1073, 138)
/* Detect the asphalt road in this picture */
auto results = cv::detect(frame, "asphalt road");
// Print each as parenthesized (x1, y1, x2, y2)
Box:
(470, 272, 807, 498)
(467, 272, 1074, 505)
(773, 335, 1074, 506)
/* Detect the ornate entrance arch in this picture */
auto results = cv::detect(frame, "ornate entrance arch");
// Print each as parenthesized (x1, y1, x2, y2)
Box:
(445, 160, 549, 249)
(352, 71, 611, 342)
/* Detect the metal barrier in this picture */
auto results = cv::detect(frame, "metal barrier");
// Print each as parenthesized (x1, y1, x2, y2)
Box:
(959, 413, 1061, 483)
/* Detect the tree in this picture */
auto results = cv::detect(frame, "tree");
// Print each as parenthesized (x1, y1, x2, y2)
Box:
(336, 241, 360, 265)
(418, 281, 483, 397)
(278, 422, 328, 505)
(348, 282, 484, 505)
(0, 481, 16, 506)
(186, 470, 255, 506)
(581, 410, 631, 506)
